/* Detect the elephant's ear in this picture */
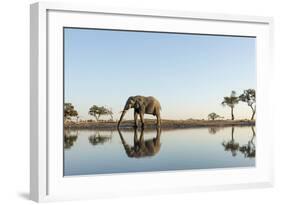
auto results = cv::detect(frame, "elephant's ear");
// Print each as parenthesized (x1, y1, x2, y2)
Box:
(135, 98, 144, 110)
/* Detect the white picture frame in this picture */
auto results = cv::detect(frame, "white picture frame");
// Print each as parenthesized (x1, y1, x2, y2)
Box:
(30, 2, 274, 202)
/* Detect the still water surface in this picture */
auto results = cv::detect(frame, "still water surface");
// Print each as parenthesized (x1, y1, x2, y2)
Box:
(64, 126, 255, 176)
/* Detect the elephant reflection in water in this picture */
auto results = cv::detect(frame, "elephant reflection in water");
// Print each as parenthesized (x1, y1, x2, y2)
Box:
(64, 129, 78, 149)
(118, 127, 161, 158)
(88, 131, 113, 146)
(239, 127, 256, 158)
(222, 127, 239, 157)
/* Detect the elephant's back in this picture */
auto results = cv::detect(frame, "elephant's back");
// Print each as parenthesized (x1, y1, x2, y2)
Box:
(147, 96, 161, 106)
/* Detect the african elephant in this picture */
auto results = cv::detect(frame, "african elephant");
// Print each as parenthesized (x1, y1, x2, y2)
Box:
(118, 95, 161, 128)
(118, 127, 161, 158)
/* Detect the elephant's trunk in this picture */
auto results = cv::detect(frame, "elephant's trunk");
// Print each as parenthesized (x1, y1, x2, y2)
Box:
(118, 110, 127, 127)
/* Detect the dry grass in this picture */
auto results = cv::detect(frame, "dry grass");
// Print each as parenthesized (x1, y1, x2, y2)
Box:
(64, 119, 255, 130)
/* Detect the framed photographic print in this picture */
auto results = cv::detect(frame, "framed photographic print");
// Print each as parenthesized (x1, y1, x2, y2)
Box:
(30, 2, 274, 202)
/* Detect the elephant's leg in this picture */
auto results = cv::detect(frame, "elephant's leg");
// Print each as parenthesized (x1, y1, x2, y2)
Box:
(134, 111, 138, 128)
(156, 114, 161, 127)
(139, 127, 144, 145)
(133, 127, 138, 146)
(155, 127, 161, 146)
(139, 113, 145, 128)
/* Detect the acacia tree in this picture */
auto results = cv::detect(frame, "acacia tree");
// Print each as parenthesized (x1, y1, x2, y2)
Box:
(208, 112, 223, 120)
(107, 107, 113, 120)
(239, 89, 256, 120)
(88, 105, 113, 121)
(76, 115, 80, 123)
(64, 103, 78, 121)
(221, 91, 239, 120)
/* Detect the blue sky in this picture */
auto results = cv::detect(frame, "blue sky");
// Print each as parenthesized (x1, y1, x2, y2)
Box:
(64, 28, 256, 120)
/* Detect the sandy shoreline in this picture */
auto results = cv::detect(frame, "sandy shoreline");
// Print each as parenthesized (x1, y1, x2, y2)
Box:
(64, 119, 255, 130)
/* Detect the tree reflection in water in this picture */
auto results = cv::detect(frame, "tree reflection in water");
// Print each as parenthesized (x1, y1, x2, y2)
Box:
(88, 131, 113, 146)
(239, 126, 256, 158)
(208, 127, 223, 135)
(222, 127, 240, 157)
(118, 127, 161, 158)
(64, 129, 78, 149)
(222, 126, 256, 158)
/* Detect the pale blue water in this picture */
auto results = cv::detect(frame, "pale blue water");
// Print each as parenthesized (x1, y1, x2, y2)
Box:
(64, 126, 255, 176)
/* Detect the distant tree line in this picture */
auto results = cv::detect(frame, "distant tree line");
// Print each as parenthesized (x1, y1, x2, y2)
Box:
(239, 89, 256, 120)
(64, 103, 78, 121)
(208, 88, 256, 120)
(64, 88, 256, 123)
(208, 112, 223, 120)
(88, 105, 113, 121)
(64, 103, 113, 122)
